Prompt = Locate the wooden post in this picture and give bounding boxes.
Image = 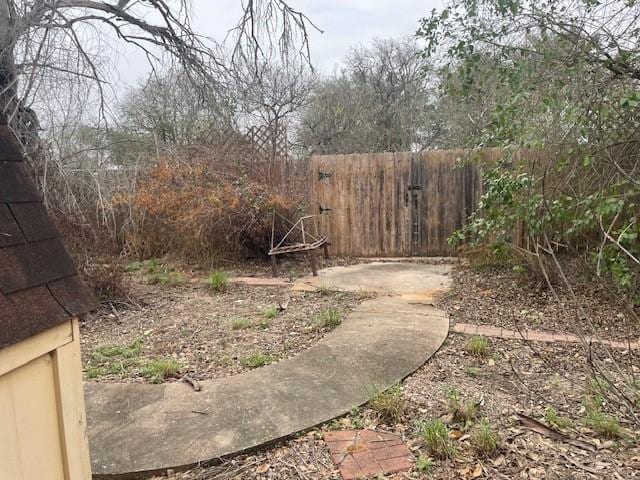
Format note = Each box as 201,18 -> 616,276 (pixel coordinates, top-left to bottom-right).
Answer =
271,255 -> 278,277
308,249 -> 318,276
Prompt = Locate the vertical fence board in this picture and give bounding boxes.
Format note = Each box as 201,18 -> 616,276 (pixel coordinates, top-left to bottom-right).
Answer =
309,150 -> 487,257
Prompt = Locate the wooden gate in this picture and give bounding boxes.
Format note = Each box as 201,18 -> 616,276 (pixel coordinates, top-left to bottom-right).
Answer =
310,150 -> 488,257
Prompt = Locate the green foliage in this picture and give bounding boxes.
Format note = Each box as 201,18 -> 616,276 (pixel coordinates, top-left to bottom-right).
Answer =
369,384 -> 406,423
470,419 -> 500,457
241,352 -> 277,369
416,455 -> 434,473
206,270 -> 230,292
544,407 -> 573,430
465,336 -> 490,358
86,339 -> 144,379
263,306 -> 279,320
583,396 -> 625,439
446,388 -> 479,424
314,308 -> 342,330
420,419 -> 457,459
231,318 -> 251,330
141,358 -> 183,383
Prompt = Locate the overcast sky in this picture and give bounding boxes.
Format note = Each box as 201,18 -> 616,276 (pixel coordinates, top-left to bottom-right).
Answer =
115,0 -> 444,87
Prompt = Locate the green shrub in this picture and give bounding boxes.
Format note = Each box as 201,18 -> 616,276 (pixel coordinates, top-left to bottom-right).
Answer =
207,270 -> 229,292
420,419 -> 457,459
416,455 -> 434,473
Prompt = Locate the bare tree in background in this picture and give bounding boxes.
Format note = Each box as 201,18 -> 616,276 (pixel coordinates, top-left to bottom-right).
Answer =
0,0 -> 315,138
299,38 -> 439,154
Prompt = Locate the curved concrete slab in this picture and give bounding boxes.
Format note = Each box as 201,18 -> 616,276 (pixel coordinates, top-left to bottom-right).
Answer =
293,261 -> 451,296
86,263 -> 450,478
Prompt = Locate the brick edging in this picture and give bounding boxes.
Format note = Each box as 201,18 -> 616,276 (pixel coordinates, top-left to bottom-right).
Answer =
452,323 -> 640,350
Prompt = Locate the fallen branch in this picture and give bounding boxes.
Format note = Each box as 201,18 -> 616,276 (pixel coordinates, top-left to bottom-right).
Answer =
516,413 -> 596,452
182,374 -> 202,392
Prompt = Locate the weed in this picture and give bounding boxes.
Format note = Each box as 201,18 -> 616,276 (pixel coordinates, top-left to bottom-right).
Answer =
369,384 -> 406,423
241,352 -> 277,369
207,270 -> 229,292
141,358 -> 182,383
464,366 -> 481,377
314,308 -> 342,330
349,407 -> 365,429
583,397 -> 624,439
416,455 -> 434,473
544,407 -> 573,429
316,285 -> 335,296
471,419 -> 499,457
231,318 -> 251,330
124,261 -> 143,273
446,388 -> 478,424
465,336 -> 490,358
420,419 -> 457,459
264,306 -> 279,320
146,270 -> 185,285
86,366 -> 108,379
91,339 -> 143,362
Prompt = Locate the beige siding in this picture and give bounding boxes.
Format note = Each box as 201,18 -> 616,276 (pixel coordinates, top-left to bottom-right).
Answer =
0,320 -> 92,480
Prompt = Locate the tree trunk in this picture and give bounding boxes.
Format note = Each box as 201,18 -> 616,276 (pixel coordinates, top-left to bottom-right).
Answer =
0,0 -> 17,125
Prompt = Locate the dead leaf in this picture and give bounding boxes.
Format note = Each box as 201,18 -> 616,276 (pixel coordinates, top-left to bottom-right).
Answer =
449,429 -> 464,440
517,413 -> 596,452
492,455 -> 505,467
255,463 -> 270,474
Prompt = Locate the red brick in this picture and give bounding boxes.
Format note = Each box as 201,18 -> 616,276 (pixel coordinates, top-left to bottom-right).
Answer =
372,444 -> 411,461
453,323 -> 467,333
327,440 -> 356,453
325,430 -> 357,442
378,456 -> 414,474
337,456 -> 363,480
500,329 -> 519,339
353,450 -> 381,476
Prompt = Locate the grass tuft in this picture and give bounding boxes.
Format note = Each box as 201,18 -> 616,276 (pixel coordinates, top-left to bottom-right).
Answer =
544,407 -> 573,430
207,270 -> 229,292
470,419 -> 500,457
231,318 -> 251,330
141,358 -> 182,383
369,384 -> 406,423
415,455 -> 434,473
264,306 -> 279,320
420,419 -> 457,459
241,352 -> 277,369
583,397 -> 624,439
314,308 -> 342,330
446,388 -> 478,424
465,335 -> 490,358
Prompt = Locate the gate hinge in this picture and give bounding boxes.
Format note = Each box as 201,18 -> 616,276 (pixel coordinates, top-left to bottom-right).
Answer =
318,171 -> 332,180
319,205 -> 332,214
408,185 -> 422,191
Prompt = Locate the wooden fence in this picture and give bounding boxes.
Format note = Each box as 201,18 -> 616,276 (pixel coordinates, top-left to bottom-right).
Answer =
309,149 -> 504,257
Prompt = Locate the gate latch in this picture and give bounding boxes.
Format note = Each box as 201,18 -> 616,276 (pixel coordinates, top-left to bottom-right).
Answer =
318,171 -> 332,180
408,185 -> 422,191
319,205 -> 332,214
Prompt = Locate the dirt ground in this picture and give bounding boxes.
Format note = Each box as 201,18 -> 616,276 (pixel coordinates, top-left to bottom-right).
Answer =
80,261 -> 366,383
147,263 -> 638,480
437,263 -> 639,341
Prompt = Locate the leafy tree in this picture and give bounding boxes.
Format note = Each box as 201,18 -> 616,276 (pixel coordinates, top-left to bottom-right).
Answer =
419,0 -> 639,426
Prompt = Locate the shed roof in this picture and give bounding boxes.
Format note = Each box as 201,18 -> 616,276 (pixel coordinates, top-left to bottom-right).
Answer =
0,124 -> 96,348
